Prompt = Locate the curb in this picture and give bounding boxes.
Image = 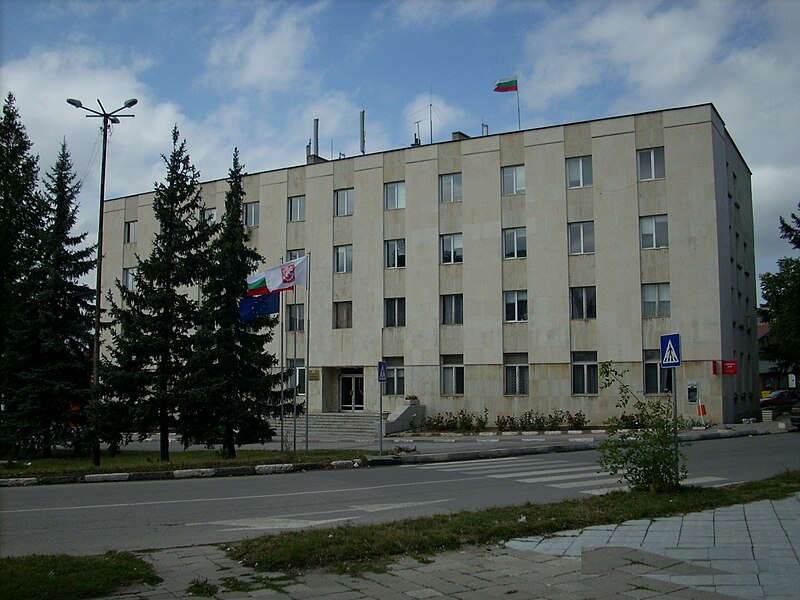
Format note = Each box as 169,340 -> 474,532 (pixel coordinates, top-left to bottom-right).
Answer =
0,427 -> 783,487
0,458 -> 364,487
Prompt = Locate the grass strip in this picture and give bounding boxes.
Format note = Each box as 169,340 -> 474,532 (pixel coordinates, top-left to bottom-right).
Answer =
0,551 -> 161,600
0,448 -> 368,479
230,470 -> 800,574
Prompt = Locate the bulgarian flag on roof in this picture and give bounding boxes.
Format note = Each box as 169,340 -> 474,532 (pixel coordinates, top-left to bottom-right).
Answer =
493,76 -> 518,93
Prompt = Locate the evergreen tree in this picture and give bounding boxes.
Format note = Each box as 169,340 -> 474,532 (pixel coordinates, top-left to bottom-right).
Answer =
0,93 -> 46,452
182,150 -> 282,458
0,94 -> 43,400
102,127 -> 214,462
761,200 -> 800,374
2,142 -> 94,456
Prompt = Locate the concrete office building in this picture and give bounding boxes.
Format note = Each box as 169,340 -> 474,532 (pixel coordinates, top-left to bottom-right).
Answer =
103,103 -> 757,426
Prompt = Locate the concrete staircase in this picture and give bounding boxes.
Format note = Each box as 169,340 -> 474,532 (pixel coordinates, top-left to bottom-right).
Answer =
277,412 -> 380,442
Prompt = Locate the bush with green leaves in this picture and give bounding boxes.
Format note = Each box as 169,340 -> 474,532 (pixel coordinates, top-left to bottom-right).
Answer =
597,361 -> 687,493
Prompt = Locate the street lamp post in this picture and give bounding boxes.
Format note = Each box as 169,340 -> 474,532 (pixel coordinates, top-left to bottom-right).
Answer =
67,97 -> 137,465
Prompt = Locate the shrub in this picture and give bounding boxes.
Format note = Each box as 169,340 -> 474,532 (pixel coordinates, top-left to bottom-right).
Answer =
565,411 -> 589,429
598,362 -> 688,493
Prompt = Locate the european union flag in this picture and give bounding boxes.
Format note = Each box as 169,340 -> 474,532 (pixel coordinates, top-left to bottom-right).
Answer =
239,294 -> 280,323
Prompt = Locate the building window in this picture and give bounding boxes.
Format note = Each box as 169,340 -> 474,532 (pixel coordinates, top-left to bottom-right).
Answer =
243,201 -> 260,227
572,351 -> 598,394
441,294 -> 463,325
287,195 -> 305,222
503,227 -> 527,259
570,286 -> 597,319
642,283 -> 670,317
638,147 -> 665,181
501,165 -> 525,196
334,244 -> 352,273
202,208 -> 216,223
122,267 -> 137,290
566,156 -> 593,189
385,238 -> 406,269
288,358 -> 305,395
286,248 -> 305,261
568,221 -> 595,254
640,215 -> 669,249
441,354 -> 464,395
439,173 -> 462,203
333,301 -> 352,329
384,181 -> 405,210
644,350 -> 672,394
334,188 -> 353,216
441,233 -> 463,264
123,220 -> 137,244
287,304 -> 304,331
504,353 -> 529,395
384,297 -> 406,327
384,357 -> 405,395
504,290 -> 528,322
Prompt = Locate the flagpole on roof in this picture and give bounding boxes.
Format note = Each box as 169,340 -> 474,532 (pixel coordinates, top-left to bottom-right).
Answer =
516,86 -> 521,131
304,252 -> 311,451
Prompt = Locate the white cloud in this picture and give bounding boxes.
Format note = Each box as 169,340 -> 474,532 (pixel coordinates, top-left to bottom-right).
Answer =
204,2 -> 326,94
393,0 -> 500,28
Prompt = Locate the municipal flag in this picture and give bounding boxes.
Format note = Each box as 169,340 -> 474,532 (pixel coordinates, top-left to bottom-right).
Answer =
247,255 -> 308,296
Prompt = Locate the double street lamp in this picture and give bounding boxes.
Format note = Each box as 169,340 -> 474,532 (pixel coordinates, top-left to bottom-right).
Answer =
67,97 -> 137,464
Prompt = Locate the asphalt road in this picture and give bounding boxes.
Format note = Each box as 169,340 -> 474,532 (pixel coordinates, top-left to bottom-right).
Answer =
1,434 -> 798,557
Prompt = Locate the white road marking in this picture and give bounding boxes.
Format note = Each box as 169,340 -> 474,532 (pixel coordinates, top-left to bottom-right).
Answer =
518,471 -> 615,484
488,465 -> 599,479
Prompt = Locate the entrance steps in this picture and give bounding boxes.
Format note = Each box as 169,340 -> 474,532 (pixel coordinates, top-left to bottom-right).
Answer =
278,412 -> 380,441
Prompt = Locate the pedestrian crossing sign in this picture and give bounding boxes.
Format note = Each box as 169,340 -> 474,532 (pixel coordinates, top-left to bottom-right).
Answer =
660,333 -> 682,368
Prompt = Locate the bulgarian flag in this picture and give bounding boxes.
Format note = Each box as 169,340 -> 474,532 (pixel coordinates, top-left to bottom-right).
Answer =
247,255 -> 309,296
493,76 -> 518,93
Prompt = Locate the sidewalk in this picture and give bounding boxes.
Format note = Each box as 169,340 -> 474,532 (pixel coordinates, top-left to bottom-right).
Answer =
113,492 -> 800,599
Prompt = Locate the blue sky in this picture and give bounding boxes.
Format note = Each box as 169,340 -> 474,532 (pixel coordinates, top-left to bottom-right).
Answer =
1,0 -> 799,284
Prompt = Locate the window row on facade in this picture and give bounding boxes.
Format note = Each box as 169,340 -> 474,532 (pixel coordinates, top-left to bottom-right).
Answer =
347,349 -> 673,398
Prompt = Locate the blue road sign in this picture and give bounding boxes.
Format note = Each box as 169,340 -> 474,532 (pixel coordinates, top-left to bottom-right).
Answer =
660,333 -> 682,368
377,360 -> 388,382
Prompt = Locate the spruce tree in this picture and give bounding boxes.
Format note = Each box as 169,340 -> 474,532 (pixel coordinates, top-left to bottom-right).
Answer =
182,149 -> 282,458
103,127 -> 214,462
2,142 -> 94,456
0,93 -> 45,451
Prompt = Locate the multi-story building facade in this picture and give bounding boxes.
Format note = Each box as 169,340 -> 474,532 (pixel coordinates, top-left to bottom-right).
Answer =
103,103 -> 758,425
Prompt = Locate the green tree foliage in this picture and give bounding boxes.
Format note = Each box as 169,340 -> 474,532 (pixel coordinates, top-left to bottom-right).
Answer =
597,362 -> 687,492
181,150 -> 282,458
102,127 -> 214,462
0,93 -> 43,393
2,143 -> 94,456
761,200 -> 800,373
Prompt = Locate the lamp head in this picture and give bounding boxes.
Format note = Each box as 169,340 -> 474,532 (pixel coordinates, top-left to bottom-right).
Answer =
66,98 -> 83,108
124,98 -> 138,109
110,117 -> 121,124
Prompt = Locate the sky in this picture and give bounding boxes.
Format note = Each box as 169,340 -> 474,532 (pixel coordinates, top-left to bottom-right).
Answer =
1,0 -> 799,291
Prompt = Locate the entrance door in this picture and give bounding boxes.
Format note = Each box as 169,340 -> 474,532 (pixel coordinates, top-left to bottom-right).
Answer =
340,374 -> 364,412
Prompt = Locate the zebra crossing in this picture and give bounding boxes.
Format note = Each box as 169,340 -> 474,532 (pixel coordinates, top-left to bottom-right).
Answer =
407,455 -> 729,495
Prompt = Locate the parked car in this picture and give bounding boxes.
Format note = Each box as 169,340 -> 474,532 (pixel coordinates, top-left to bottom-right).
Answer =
790,402 -> 800,429
760,390 -> 800,411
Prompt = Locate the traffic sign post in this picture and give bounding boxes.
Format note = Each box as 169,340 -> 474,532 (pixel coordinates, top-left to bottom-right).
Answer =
377,361 -> 387,454
660,333 -> 682,484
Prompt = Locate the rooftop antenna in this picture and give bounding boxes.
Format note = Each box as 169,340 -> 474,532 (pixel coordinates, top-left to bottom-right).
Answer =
414,120 -> 422,143
359,110 -> 365,155
429,103 -> 433,144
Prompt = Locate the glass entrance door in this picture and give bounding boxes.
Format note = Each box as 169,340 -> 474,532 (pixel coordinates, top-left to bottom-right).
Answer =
340,374 -> 364,412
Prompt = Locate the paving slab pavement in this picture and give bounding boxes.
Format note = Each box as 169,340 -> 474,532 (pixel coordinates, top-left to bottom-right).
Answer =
107,492 -> 800,599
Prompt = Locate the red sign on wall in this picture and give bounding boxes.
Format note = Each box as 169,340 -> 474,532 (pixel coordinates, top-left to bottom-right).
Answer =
721,360 -> 738,375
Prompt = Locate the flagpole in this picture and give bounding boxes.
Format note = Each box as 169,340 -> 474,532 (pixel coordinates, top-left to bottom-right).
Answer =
292,285 -> 298,453
279,264 -> 285,452
516,87 -> 521,131
304,252 -> 311,452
